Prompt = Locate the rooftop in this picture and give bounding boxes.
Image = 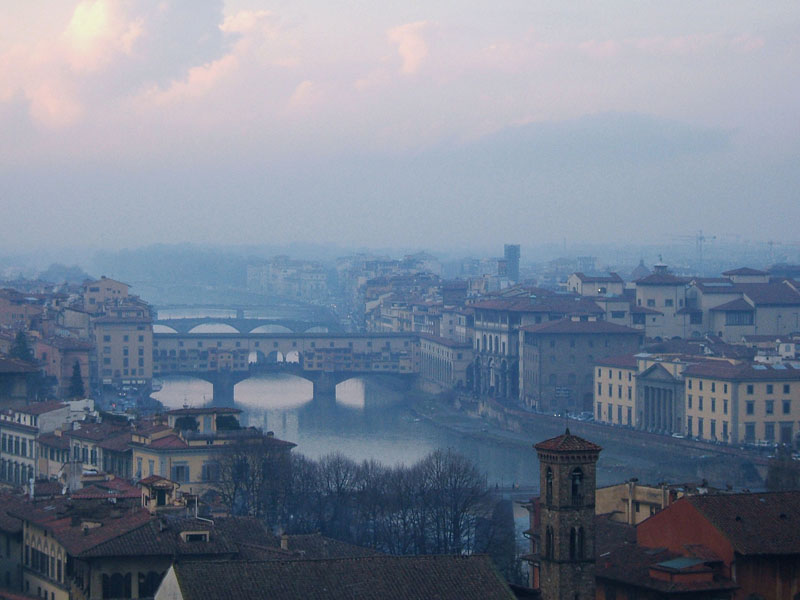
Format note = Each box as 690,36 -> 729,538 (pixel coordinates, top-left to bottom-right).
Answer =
534,429 -> 602,453
168,554 -> 516,600
521,319 -> 642,336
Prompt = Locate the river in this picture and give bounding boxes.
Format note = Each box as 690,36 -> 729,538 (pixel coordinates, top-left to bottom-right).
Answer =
151,372 -> 736,491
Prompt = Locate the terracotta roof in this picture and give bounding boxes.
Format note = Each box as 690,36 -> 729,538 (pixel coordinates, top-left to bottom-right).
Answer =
9,501 -> 153,556
682,361 -> 800,381
97,431 -> 133,453
709,298 -> 754,312
37,432 -> 70,449
595,354 -> 638,369
534,429 -> 602,453
80,516 -> 272,558
737,282 -> 800,306
169,555 -> 516,600
596,543 -> 738,593
0,493 -> 25,534
146,434 -> 188,449
71,481 -> 139,500
7,401 -> 67,416
0,357 -> 38,373
521,319 -> 642,336
721,267 -> 768,276
686,491 -> 800,555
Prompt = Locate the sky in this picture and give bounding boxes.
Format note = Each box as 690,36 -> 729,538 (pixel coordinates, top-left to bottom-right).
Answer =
1,1 -> 798,252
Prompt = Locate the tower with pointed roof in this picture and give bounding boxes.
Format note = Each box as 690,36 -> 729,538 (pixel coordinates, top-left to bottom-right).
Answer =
534,429 -> 601,600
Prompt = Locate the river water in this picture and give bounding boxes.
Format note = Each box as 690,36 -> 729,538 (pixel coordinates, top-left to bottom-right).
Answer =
153,374 -> 538,487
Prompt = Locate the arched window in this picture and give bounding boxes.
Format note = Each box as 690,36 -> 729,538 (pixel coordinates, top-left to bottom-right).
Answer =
569,528 -> 577,560
571,468 -> 583,506
545,526 -> 554,559
545,467 -> 553,505
577,526 -> 585,559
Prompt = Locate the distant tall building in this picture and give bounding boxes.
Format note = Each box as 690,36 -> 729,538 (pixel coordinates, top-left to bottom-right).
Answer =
504,244 -> 520,282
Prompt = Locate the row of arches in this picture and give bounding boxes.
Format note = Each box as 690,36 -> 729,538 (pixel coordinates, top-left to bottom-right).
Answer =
472,356 -> 517,399
153,323 -> 330,334
544,466 -> 585,507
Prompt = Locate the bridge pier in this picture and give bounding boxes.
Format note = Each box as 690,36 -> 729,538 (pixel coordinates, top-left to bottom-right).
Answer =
204,370 -> 250,406
311,371 -> 340,401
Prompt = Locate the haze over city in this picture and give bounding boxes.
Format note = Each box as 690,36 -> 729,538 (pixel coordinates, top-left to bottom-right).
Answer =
1,0 -> 799,252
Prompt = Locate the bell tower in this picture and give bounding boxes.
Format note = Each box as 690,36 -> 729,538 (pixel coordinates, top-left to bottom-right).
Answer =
534,428 -> 601,600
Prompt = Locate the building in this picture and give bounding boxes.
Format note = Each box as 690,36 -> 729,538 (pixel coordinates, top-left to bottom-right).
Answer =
682,360 -> 800,446
635,491 -> 800,600
504,244 -> 521,283
633,264 -> 690,339
533,429 -> 601,600
82,276 -> 130,314
35,337 -> 92,398
93,301 -> 153,388
595,480 -> 682,526
471,294 -> 604,402
155,554 -> 516,600
0,358 -> 38,405
566,273 -> 624,298
0,402 -> 69,486
418,334 -> 473,390
131,408 -> 295,495
520,320 -> 642,413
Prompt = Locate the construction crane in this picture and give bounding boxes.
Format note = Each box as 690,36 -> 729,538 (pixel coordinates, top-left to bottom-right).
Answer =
668,230 -> 716,275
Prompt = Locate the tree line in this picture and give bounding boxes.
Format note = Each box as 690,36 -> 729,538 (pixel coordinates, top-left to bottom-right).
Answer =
215,441 -> 522,582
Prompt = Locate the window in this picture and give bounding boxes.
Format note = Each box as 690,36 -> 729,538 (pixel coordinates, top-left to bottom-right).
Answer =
725,311 -> 753,326
767,384 -> 774,395
746,401 -> 754,415
627,406 -> 632,425
697,418 -> 704,439
710,419 -> 716,439
597,383 -> 602,396
647,299 -> 655,307
722,421 -> 728,440
698,397 -> 703,411
724,383 -> 728,393
171,464 -> 189,483
688,395 -> 693,409
618,386 -> 622,399
627,387 -> 632,400
608,384 -> 612,396
665,299 -> 673,307
765,422 -> 775,442
783,384 -> 790,394
545,467 -> 553,505
783,400 -> 791,415
746,384 -> 754,395
617,405 -> 622,423
687,416 -> 693,436
699,381 -> 703,391
724,399 -> 728,415
766,400 -> 774,415
688,380 -> 693,390
571,468 -> 583,506
711,398 -> 716,413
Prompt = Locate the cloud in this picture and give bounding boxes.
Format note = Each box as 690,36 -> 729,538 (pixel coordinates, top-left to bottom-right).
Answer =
387,21 -> 429,75
63,0 -> 143,72
287,80 -> 318,111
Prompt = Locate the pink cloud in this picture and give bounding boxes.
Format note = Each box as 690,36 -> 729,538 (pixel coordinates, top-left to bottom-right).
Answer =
388,21 -> 430,75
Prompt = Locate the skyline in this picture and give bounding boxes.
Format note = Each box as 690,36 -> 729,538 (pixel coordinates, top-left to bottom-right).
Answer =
1,1 -> 799,251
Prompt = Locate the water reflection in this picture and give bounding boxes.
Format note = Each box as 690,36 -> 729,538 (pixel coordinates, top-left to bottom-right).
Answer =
153,374 -> 535,485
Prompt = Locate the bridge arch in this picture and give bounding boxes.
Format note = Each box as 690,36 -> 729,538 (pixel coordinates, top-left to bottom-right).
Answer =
250,324 -> 293,334
187,323 -> 241,334
304,325 -> 329,333
153,324 -> 178,334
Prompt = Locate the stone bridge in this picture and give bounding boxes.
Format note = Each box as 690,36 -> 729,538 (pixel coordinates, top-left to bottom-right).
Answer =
154,317 -> 342,334
153,332 -> 419,402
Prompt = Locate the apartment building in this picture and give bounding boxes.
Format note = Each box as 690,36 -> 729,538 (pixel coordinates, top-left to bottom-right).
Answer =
93,301 -> 153,388
682,361 -> 800,446
520,319 -> 642,413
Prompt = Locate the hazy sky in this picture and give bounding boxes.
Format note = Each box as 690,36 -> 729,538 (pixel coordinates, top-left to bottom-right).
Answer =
1,1 -> 798,252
